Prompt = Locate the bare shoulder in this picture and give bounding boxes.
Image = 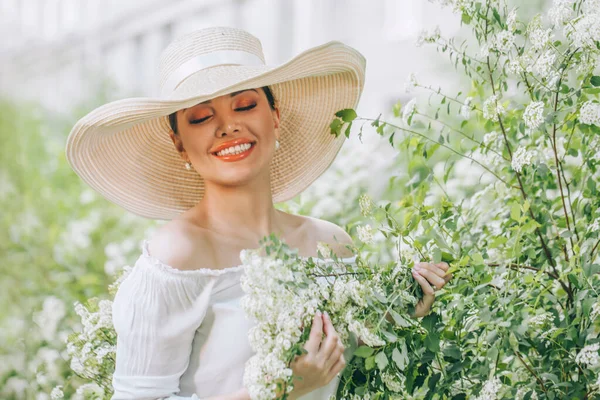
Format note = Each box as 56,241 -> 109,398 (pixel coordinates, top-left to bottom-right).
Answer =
300,215 -> 355,258
146,219 -> 213,271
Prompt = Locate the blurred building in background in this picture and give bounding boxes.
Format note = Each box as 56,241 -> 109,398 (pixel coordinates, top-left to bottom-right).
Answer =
0,0 -> 461,118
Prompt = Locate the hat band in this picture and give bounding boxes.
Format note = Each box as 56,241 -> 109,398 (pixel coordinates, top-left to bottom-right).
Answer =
161,50 -> 265,96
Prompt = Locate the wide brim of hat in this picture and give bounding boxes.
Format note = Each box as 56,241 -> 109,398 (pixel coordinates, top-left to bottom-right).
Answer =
65,40 -> 366,220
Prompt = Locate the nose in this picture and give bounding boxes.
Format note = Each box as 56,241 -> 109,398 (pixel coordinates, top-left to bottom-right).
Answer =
216,112 -> 240,138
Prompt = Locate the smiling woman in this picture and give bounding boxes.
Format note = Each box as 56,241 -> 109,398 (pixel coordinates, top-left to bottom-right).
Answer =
64,26 -> 366,400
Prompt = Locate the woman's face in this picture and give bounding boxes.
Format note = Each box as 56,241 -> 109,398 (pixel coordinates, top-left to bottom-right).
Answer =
171,87 -> 280,187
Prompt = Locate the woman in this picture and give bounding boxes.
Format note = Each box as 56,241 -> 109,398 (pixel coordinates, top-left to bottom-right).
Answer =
65,26 -> 451,400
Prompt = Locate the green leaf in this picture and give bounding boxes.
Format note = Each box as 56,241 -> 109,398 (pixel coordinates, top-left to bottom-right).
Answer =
365,355 -> 376,370
392,341 -> 409,370
510,203 -> 521,221
354,345 -> 375,358
591,76 -> 600,86
375,351 -> 389,370
389,309 -> 412,328
329,119 -> 342,137
335,108 -> 357,122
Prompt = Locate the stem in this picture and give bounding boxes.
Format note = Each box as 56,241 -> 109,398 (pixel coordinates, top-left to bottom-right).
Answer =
514,350 -> 548,393
416,111 -> 510,162
355,117 -> 512,186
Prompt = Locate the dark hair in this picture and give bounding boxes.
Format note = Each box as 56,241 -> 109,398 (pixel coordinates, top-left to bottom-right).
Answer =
168,86 -> 276,135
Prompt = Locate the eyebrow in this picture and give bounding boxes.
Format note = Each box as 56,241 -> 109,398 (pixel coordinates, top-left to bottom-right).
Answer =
182,89 -> 258,114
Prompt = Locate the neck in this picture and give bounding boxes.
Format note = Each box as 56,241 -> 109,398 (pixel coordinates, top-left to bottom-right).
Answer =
191,173 -> 285,245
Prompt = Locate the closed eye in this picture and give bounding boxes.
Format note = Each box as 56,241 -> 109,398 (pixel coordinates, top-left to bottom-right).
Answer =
189,104 -> 257,125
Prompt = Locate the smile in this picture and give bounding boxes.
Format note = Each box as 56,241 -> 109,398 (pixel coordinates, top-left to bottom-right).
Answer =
212,142 -> 256,161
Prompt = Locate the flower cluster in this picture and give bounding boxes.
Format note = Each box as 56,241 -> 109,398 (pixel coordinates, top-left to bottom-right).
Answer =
575,343 -> 600,367
523,101 -> 545,130
238,235 -> 420,398
579,101 -> 600,125
511,146 -> 537,172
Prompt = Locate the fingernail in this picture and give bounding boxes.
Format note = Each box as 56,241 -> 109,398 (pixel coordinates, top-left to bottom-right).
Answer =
324,311 -> 329,318
316,310 -> 322,317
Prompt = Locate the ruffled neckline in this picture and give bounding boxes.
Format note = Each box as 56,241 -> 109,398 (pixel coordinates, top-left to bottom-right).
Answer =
140,239 -> 357,277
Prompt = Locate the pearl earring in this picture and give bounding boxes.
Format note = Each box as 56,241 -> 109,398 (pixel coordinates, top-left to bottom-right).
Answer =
185,161 -> 192,171
275,139 -> 280,150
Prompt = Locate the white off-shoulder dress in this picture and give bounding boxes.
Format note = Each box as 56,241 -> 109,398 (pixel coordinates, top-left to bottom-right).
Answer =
111,240 -> 359,400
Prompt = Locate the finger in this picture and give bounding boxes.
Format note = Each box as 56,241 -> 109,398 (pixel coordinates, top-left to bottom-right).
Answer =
412,269 -> 435,296
304,311 -> 324,354
320,312 -> 340,359
324,340 -> 344,372
444,272 -> 453,283
415,263 -> 448,280
414,266 -> 446,288
436,262 -> 450,271
326,354 -> 346,383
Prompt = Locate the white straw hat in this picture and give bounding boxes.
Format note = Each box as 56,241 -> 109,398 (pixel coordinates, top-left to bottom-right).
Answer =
65,26 -> 366,220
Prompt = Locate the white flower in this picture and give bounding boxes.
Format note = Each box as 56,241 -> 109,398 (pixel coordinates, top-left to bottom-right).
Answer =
507,59 -> 524,74
473,376 -> 503,400
33,296 -> 66,342
404,73 -> 418,93
507,8 -> 518,31
402,98 -> 417,125
575,343 -> 600,367
358,193 -> 374,216
73,383 -> 104,400
579,101 -> 600,125
494,30 -> 516,53
516,387 -> 539,400
483,95 -> 505,121
523,101 -> 545,129
548,0 -> 574,26
316,241 -> 332,258
50,386 -> 64,400
529,312 -> 554,330
461,97 -> 473,119
564,14 -> 600,48
529,28 -> 553,50
357,224 -> 374,244
483,131 -> 500,147
348,317 -> 385,347
416,26 -> 441,47
526,50 -> 556,78
512,146 -> 537,172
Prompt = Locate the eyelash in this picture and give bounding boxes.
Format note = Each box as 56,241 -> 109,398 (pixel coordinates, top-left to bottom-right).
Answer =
190,104 -> 256,125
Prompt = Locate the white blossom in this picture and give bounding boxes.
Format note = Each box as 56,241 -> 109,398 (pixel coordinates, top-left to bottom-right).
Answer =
575,343 -> 600,367
516,387 -> 539,400
359,193 -> 374,217
473,376 -> 503,400
404,73 -> 418,93
494,30 -> 516,53
483,131 -> 500,147
529,28 -> 553,50
50,386 -> 64,400
483,95 -> 505,121
33,296 -> 66,342
579,101 -> 600,125
564,14 -> 600,48
507,59 -> 524,74
523,101 -> 545,130
416,26 -> 441,47
512,147 -> 537,172
507,8 -> 518,31
357,224 -> 374,244
526,50 -> 556,78
461,97 -> 473,119
548,0 -> 574,26
402,98 -> 417,125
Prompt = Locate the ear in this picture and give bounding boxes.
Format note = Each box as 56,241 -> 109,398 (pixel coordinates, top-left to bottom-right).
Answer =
272,107 -> 281,141
169,130 -> 188,161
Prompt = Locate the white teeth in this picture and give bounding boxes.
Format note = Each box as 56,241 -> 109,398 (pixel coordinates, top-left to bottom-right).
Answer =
216,143 -> 252,157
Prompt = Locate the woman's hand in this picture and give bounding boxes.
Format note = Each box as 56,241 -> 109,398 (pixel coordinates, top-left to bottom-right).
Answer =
411,261 -> 452,318
284,311 -> 346,399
